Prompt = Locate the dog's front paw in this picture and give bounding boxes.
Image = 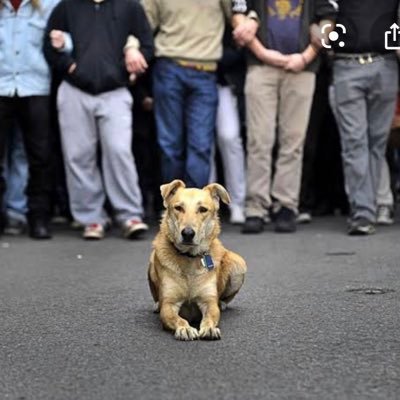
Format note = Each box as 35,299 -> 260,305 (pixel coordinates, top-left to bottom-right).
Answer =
199,326 -> 221,340
174,326 -> 199,341
153,302 -> 160,313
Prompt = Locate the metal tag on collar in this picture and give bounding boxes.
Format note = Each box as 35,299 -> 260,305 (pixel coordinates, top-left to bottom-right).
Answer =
201,254 -> 214,270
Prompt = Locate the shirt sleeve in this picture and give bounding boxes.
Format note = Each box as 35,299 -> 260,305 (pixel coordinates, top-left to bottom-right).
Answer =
43,1 -> 76,75
141,0 -> 160,32
232,0 -> 249,14
315,0 -> 338,22
130,1 -> 155,63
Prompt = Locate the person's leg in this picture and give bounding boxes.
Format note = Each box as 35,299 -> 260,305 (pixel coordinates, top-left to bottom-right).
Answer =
243,65 -> 280,225
57,82 -> 108,228
272,70 -> 315,232
367,57 -> 398,216
376,158 -> 395,225
97,87 -> 147,238
216,86 -> 246,222
153,59 -> 185,184
0,97 -> 15,233
377,159 -> 394,207
184,69 -> 218,188
17,96 -> 52,238
4,124 -> 28,234
332,61 -> 374,228
274,71 -> 316,211
299,65 -> 330,220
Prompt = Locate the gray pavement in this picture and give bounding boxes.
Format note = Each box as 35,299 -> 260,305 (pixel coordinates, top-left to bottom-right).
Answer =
0,217 -> 399,400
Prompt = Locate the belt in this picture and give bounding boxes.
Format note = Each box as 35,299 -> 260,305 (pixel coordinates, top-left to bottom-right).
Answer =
334,52 -> 393,64
175,59 -> 217,72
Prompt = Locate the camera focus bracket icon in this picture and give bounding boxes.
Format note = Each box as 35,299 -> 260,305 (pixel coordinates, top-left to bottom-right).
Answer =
321,23 -> 346,49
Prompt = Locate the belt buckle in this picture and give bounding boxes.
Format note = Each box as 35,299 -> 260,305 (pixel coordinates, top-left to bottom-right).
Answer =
358,54 -> 373,65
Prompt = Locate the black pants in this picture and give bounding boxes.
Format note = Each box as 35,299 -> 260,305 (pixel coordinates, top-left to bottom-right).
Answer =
0,96 -> 52,221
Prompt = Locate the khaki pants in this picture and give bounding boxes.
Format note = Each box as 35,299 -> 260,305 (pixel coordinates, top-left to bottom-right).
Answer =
245,65 -> 315,217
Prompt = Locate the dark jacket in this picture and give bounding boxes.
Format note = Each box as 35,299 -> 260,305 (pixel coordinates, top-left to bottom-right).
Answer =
217,27 -> 246,97
44,0 -> 154,95
243,0 -> 338,72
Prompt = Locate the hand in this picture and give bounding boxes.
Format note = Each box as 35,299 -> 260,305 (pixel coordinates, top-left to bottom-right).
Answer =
50,30 -> 66,50
284,53 -> 306,72
68,63 -> 77,74
233,18 -> 258,47
257,48 -> 290,68
125,47 -> 148,74
142,96 -> 154,112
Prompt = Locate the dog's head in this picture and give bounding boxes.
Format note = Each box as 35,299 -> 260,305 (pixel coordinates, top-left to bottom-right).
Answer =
160,180 -> 230,253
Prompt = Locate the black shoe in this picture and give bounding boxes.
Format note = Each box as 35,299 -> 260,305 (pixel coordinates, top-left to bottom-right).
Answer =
241,216 -> 264,234
347,218 -> 375,236
274,206 -> 296,233
4,218 -> 26,236
29,219 -> 52,240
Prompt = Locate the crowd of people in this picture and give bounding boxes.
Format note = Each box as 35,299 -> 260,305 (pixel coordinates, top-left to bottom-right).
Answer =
0,0 -> 399,241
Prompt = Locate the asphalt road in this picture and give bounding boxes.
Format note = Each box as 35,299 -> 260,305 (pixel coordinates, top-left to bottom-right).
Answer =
1,217 -> 399,400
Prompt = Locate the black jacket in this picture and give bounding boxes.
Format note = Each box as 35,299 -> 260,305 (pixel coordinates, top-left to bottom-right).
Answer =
217,27 -> 246,97
44,0 -> 154,94
243,0 -> 338,72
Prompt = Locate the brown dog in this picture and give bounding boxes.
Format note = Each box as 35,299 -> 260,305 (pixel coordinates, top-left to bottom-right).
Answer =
148,180 -> 247,341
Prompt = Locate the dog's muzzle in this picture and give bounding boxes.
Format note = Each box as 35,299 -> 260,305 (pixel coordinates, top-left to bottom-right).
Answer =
181,227 -> 195,244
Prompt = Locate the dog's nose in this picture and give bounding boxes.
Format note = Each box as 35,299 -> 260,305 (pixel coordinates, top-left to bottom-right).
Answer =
181,227 -> 195,242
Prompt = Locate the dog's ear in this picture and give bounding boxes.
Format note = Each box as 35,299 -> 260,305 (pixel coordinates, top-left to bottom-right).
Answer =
203,183 -> 231,207
160,180 -> 186,207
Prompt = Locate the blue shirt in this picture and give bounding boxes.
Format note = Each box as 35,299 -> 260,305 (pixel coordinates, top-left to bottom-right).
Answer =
266,0 -> 303,55
0,0 -> 60,97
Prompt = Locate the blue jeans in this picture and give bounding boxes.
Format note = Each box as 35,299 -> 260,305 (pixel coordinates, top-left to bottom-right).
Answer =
153,58 -> 218,188
4,125 -> 28,222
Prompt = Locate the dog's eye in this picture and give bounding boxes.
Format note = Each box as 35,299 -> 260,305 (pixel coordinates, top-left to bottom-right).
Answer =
174,205 -> 184,212
198,206 -> 208,214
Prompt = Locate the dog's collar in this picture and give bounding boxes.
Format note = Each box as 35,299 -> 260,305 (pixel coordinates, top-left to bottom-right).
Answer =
174,246 -> 215,270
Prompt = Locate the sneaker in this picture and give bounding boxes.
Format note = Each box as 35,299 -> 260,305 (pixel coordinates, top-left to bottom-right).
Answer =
123,219 -> 149,239
4,218 -> 26,236
274,206 -> 296,233
376,205 -> 394,225
241,216 -> 264,234
229,204 -> 245,224
347,218 -> 375,236
83,223 -> 105,240
297,211 -> 312,224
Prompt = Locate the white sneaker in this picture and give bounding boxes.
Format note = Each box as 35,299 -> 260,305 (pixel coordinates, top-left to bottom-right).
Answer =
83,223 -> 105,240
376,205 -> 394,225
123,219 -> 149,239
297,212 -> 312,224
229,205 -> 245,224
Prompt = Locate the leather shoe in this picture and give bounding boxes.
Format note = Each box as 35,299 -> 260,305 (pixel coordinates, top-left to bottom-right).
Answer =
29,220 -> 52,239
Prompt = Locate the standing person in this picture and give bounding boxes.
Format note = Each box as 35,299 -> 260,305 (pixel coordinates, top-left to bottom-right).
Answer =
0,0 -> 59,239
44,0 -> 154,240
235,0 -> 338,234
329,0 -> 399,235
142,0 -> 248,188
212,26 -> 247,224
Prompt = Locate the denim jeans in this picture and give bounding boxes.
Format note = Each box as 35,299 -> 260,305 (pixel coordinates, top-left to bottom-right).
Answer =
4,125 -> 28,223
153,58 -> 218,188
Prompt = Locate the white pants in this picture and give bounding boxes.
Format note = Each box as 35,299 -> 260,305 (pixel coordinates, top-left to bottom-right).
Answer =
210,86 -> 246,208
377,159 -> 394,207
